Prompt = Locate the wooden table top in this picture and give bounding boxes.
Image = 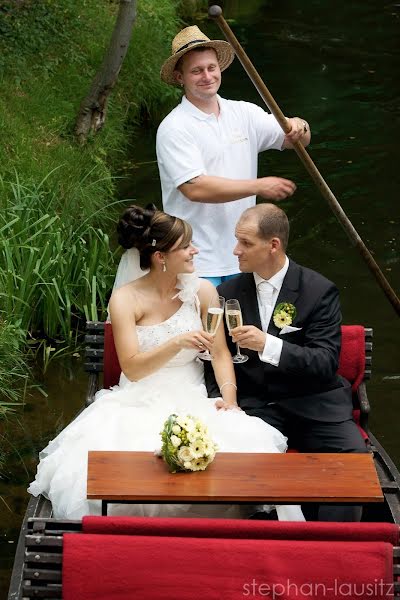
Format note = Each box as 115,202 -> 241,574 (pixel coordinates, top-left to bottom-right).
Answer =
87,451 -> 383,504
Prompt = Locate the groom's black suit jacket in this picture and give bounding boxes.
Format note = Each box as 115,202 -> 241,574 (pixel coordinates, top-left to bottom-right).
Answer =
208,260 -> 353,423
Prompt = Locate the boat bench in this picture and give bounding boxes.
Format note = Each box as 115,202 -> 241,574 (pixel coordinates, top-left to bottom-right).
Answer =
20,516 -> 400,599
83,323 -> 400,523
84,322 -> 373,434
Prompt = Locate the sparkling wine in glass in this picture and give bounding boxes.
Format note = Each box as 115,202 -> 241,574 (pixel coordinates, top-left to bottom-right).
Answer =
225,299 -> 249,364
197,295 -> 225,361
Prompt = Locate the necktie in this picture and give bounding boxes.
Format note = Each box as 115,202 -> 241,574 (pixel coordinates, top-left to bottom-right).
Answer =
258,280 -> 274,306
257,281 -> 275,330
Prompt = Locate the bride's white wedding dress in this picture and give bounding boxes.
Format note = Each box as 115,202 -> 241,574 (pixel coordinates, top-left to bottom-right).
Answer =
28,273 -> 304,521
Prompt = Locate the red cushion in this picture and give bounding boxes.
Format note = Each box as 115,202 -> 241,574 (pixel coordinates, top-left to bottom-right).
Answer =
338,325 -> 366,392
63,532 -> 393,600
103,323 -> 121,389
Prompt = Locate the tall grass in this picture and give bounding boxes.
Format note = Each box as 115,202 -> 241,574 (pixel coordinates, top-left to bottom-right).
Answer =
0,320 -> 28,408
0,174 -> 118,341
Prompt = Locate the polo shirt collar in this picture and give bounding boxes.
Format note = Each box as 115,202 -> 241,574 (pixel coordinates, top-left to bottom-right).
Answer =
253,255 -> 289,291
181,94 -> 223,120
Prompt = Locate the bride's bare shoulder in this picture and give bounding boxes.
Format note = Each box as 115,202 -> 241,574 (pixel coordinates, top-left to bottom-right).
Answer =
197,279 -> 220,313
198,278 -> 218,301
110,280 -> 138,299
108,281 -> 144,320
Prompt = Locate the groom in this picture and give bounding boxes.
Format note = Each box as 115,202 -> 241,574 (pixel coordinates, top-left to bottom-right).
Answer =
208,203 -> 368,521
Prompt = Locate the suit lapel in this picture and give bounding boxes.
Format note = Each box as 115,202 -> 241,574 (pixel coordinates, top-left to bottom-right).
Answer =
267,259 -> 301,336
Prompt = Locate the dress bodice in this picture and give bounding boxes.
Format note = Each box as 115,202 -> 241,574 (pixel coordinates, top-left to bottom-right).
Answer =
136,300 -> 203,368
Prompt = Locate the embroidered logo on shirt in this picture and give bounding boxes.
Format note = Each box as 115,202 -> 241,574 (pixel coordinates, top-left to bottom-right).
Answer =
230,130 -> 248,144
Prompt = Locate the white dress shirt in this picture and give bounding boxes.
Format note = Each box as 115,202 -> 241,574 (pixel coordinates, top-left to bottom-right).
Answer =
253,255 -> 289,366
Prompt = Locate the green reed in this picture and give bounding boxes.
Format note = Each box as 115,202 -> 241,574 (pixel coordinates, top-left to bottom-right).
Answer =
0,320 -> 28,409
0,175 -> 119,342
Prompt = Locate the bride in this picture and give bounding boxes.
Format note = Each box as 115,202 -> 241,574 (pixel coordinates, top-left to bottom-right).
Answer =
28,204 -> 304,521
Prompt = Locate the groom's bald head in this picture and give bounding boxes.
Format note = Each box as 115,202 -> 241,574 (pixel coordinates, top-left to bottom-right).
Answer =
239,204 -> 289,250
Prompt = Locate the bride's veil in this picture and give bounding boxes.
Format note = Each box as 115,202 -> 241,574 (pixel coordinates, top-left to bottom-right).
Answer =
112,248 -> 148,291
107,248 -> 149,321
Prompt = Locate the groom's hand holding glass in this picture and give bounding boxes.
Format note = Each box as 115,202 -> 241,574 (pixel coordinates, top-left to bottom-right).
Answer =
230,325 -> 267,353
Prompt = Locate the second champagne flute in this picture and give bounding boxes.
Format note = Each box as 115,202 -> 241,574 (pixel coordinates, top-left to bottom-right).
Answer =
197,295 -> 225,361
225,298 -> 249,364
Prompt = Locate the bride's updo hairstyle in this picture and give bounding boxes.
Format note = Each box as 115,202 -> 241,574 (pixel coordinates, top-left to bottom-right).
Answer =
117,203 -> 193,270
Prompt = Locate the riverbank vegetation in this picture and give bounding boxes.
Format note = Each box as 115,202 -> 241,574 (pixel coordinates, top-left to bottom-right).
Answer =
0,319 -> 28,473
0,0 -> 203,414
0,321 -> 27,408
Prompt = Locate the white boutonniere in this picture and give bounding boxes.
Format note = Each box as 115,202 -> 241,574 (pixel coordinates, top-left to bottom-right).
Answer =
273,302 -> 297,329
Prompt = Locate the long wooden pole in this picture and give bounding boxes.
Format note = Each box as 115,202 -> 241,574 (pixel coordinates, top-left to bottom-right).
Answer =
209,5 -> 400,317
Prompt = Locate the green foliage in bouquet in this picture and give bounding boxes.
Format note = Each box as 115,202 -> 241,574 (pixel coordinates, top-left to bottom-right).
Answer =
160,414 -> 217,473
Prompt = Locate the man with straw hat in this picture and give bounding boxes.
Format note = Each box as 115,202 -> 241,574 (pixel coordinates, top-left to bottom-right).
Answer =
156,25 -> 311,285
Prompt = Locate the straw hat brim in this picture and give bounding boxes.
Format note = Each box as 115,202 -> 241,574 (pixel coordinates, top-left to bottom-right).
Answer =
160,40 -> 235,86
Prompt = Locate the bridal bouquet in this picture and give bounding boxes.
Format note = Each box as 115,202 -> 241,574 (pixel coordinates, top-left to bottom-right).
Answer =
160,414 -> 217,473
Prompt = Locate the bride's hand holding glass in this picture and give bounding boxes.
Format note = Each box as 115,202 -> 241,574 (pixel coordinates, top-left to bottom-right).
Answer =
175,330 -> 214,352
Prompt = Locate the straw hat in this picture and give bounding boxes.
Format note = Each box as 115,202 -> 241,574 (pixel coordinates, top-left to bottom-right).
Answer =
160,25 -> 235,87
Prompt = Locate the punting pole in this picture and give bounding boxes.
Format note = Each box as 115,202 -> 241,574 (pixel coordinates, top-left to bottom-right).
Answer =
208,5 -> 400,317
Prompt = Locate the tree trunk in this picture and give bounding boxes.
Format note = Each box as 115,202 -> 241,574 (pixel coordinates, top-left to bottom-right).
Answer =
75,0 -> 137,144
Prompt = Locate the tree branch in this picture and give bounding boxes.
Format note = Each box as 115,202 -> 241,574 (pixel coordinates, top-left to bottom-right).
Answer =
75,0 -> 137,144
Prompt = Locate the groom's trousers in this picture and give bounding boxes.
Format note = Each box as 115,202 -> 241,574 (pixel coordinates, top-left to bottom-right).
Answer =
244,403 -> 368,522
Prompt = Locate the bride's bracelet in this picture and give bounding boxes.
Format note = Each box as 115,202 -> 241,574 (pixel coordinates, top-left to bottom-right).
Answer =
219,381 -> 237,393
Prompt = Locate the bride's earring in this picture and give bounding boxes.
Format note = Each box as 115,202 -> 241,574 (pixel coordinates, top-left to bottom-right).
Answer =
162,260 -> 167,272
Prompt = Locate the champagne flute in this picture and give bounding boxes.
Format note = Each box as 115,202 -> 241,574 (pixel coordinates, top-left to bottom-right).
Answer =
225,299 -> 249,364
197,295 -> 225,361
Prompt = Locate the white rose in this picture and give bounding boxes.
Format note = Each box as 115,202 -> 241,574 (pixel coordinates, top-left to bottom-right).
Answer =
177,446 -> 195,463
170,435 -> 181,448
172,425 -> 181,435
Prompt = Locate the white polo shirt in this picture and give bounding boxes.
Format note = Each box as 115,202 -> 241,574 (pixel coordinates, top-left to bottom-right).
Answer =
156,95 -> 285,276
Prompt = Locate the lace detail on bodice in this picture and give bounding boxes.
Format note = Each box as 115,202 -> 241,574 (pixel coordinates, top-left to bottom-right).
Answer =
136,301 -> 202,367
